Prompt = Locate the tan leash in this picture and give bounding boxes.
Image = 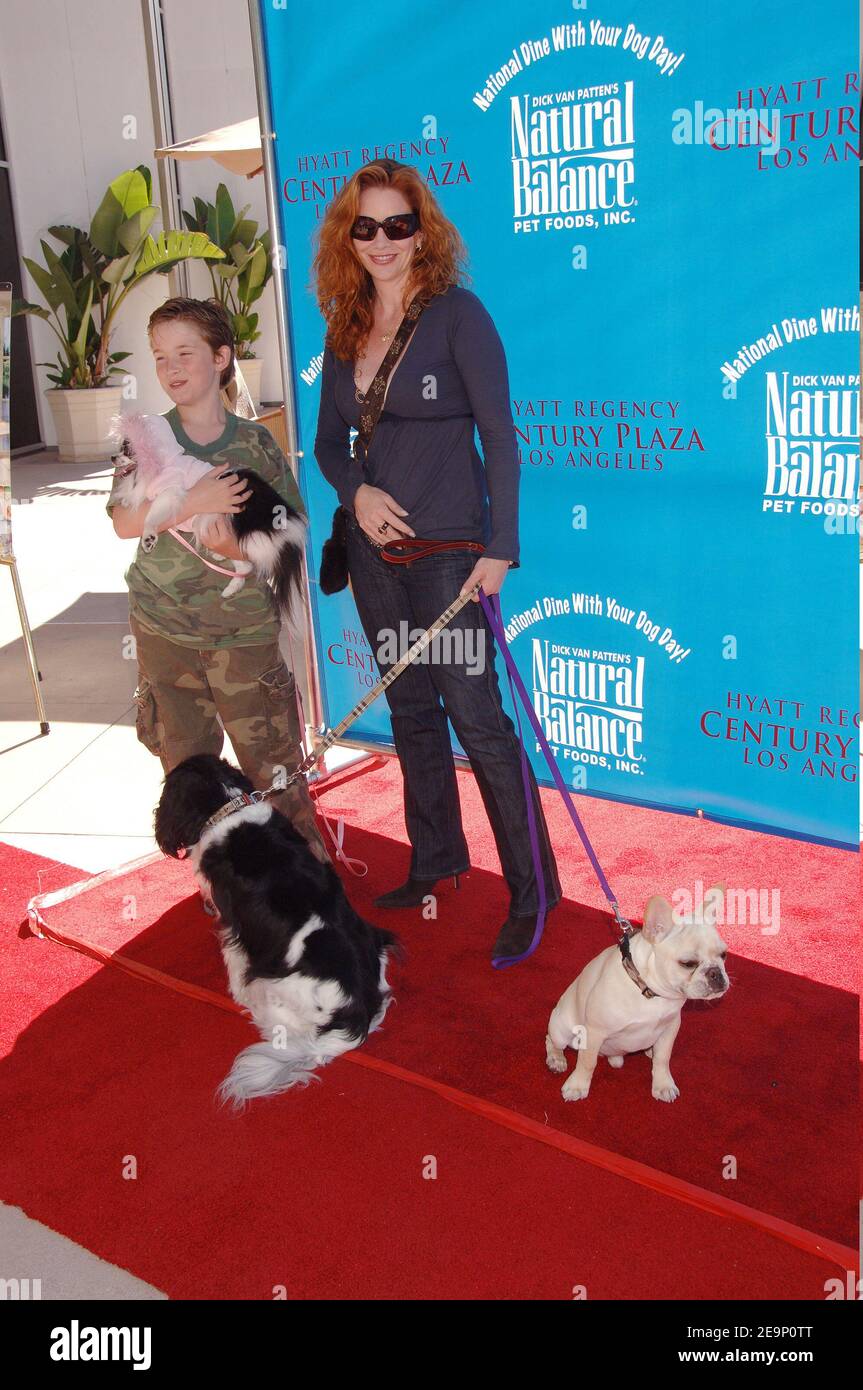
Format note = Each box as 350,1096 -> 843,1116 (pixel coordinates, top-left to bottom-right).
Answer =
254,581 -> 481,799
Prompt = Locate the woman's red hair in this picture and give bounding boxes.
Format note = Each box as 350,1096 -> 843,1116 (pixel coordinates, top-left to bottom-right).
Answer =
310,159 -> 471,362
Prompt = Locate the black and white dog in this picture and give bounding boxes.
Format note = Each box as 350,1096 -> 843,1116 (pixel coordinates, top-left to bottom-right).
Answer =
154,754 -> 400,1107
111,412 -> 306,622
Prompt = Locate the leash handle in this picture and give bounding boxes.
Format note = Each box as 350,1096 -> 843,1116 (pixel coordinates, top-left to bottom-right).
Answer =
319,808 -> 368,878
380,537 -> 485,564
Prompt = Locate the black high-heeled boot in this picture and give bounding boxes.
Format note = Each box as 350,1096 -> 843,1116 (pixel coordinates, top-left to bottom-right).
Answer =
492,901 -> 558,961
491,915 -> 537,960
373,873 -> 461,909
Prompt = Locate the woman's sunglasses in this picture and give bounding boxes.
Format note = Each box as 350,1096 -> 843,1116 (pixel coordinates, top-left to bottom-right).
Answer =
350,212 -> 420,242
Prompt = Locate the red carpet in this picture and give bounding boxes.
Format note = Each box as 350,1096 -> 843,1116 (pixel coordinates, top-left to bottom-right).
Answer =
0,845 -> 849,1300
0,762 -> 857,1299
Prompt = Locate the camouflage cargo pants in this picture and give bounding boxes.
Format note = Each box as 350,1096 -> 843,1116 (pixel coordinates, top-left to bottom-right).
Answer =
129,614 -> 330,864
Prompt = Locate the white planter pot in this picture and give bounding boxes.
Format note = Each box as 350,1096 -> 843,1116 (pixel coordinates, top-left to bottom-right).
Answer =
46,386 -> 124,464
237,357 -> 264,412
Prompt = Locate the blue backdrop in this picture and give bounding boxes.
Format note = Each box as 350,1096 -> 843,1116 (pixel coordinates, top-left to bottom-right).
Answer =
257,0 -> 859,848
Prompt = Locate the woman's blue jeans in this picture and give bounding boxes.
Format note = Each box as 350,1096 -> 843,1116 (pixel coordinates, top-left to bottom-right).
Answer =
345,514 -> 562,918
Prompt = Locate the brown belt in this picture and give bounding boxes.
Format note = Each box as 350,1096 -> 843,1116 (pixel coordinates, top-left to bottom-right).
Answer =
380,537 -> 485,565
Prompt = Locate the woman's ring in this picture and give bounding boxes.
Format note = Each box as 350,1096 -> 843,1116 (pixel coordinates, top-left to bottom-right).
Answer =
379,522 -> 389,534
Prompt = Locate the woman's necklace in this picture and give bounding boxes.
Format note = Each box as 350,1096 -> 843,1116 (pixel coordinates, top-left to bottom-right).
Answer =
354,305 -> 403,402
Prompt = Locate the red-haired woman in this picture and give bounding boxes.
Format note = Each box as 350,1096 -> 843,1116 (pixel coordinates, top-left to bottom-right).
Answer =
313,159 -> 561,962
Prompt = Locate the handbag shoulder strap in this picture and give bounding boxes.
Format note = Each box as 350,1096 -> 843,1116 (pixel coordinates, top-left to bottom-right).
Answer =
354,294 -> 425,463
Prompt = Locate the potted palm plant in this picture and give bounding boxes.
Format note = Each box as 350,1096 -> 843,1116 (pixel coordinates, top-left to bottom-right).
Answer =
182,183 -> 273,409
14,165 -> 225,462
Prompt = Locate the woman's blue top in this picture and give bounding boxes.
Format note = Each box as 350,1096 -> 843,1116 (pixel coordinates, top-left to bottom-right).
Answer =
314,284 -> 520,564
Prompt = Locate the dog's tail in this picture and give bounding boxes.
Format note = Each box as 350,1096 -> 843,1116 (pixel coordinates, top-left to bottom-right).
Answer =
271,523 -> 306,628
216,1038 -> 330,1109
217,931 -> 400,1110
241,519 -> 306,629
217,978 -> 399,1110
216,1022 -> 366,1111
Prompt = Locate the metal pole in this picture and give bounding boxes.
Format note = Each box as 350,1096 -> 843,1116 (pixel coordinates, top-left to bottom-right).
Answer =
141,0 -> 189,298
0,278 -> 48,734
247,0 -> 325,743
2,557 -> 49,734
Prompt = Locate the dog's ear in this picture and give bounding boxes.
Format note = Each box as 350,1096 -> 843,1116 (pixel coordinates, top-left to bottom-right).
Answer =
701,882 -> 726,927
642,894 -> 676,943
154,766 -> 198,859
154,794 -> 185,858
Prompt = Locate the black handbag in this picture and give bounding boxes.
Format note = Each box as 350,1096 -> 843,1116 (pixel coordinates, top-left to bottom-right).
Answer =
319,503 -> 350,594
319,296 -> 425,594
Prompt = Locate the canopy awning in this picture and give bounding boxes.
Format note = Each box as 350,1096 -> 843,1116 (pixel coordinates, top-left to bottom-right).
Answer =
155,117 -> 263,178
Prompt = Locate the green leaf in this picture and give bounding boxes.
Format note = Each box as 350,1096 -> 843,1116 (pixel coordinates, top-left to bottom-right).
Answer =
251,242 -> 269,287
90,168 -> 150,256
213,183 -> 235,247
65,230 -> 106,281
117,206 -> 158,255
71,279 -> 94,364
101,252 -> 137,286
135,164 -> 152,203
40,239 -> 81,321
131,229 -> 225,279
90,188 -> 125,257
236,242 -> 269,311
12,299 -> 50,319
110,168 -> 151,219
229,239 -> 254,266
46,225 -> 79,247
22,255 -> 61,311
228,210 -> 255,248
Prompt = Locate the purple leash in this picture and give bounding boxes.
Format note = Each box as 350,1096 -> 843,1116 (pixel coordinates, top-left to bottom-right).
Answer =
479,589 -> 632,968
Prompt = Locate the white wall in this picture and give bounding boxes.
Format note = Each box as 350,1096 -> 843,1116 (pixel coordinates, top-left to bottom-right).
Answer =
0,0 -> 279,448
0,0 -> 165,441
161,0 -> 281,406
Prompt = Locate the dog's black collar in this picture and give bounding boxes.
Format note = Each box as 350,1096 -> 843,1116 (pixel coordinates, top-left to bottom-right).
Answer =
618,930 -> 657,999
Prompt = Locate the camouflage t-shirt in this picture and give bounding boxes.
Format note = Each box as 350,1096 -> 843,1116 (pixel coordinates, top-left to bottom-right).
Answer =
106,407 -> 307,649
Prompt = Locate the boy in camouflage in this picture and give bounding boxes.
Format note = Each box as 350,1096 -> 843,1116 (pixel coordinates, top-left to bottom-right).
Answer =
108,298 -> 329,864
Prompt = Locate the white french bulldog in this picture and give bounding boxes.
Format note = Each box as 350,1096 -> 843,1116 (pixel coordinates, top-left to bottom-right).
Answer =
545,882 -> 730,1103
